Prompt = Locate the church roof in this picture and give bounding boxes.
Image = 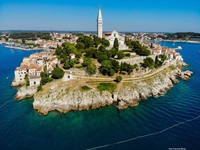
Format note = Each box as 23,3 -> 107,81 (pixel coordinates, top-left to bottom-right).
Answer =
105,32 -> 112,36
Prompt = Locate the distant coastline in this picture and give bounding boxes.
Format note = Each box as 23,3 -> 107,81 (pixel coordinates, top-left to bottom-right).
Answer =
160,39 -> 200,44
5,45 -> 42,51
0,42 -> 50,51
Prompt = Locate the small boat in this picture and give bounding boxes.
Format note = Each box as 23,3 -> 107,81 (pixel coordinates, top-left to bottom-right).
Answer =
175,46 -> 182,50
6,77 -> 9,79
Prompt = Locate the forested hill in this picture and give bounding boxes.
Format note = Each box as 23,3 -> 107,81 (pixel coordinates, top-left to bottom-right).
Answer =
159,32 -> 200,41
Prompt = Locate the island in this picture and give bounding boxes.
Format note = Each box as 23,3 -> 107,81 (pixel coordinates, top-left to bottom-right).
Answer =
10,33 -> 193,115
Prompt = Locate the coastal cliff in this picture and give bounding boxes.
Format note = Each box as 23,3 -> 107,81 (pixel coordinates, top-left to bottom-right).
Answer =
32,66 -> 192,115
15,86 -> 37,100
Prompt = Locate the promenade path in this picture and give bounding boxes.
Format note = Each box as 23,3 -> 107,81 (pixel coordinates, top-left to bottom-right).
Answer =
72,60 -> 176,82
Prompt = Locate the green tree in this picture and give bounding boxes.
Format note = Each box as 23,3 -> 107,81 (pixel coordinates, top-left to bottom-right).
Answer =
82,57 -> 92,67
77,36 -> 94,49
127,40 -> 150,56
110,48 -> 118,58
55,47 -> 62,56
98,54 -> 108,63
159,54 -> 167,62
133,64 -> 139,71
51,66 -> 64,79
37,85 -> 43,92
93,36 -> 102,47
86,63 -> 97,75
101,39 -> 110,47
75,42 -> 85,50
143,57 -> 155,69
40,66 -> 53,85
155,55 -> 160,68
101,60 -> 112,75
69,59 -> 75,68
115,76 -> 122,83
63,61 -> 71,69
108,69 -> 115,76
25,74 -> 29,86
127,63 -> 132,75
117,51 -> 125,59
106,50 -> 113,58
98,45 -> 106,52
125,53 -> 131,57
85,47 -> 96,58
111,60 -> 119,73
113,38 -> 119,50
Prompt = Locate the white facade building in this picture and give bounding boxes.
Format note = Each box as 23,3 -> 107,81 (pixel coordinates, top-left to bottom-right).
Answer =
29,76 -> 41,87
14,67 -> 27,83
105,31 -> 128,50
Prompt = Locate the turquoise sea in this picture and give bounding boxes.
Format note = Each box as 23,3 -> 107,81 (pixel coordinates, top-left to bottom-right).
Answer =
0,42 -> 200,150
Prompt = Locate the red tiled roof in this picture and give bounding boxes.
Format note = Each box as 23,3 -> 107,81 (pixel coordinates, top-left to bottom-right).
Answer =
69,53 -> 75,56
105,32 -> 112,35
29,64 -> 39,69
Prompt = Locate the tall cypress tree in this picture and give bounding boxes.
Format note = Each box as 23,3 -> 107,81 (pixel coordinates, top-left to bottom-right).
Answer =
113,38 -> 119,50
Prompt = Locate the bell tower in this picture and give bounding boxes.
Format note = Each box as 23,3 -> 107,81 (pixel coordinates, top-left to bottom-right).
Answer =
97,7 -> 103,38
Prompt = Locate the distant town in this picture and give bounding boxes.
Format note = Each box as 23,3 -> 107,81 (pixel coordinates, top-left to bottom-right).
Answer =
0,31 -> 200,50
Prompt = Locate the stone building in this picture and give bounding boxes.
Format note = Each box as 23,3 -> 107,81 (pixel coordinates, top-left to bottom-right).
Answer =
29,76 -> 41,87
104,30 -> 128,50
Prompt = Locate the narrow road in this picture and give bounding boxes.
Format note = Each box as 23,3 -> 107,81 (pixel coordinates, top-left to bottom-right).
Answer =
72,60 -> 176,82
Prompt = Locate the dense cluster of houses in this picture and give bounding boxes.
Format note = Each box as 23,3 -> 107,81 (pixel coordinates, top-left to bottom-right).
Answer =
12,51 -> 58,87
141,41 -> 183,62
0,33 -> 79,50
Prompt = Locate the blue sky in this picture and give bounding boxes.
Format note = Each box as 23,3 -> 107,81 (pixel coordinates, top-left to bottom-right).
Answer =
0,0 -> 200,32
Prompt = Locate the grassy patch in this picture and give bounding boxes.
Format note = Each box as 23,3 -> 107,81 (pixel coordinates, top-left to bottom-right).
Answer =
168,65 -> 176,70
75,65 -> 83,69
81,85 -> 91,91
97,82 -> 117,93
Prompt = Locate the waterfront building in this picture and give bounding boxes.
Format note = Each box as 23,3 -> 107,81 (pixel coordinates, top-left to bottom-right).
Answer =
97,7 -> 103,38
12,51 -> 57,87
14,66 -> 28,83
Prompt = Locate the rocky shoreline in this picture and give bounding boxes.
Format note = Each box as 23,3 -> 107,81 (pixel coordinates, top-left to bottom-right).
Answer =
31,67 -> 192,115
14,58 -> 193,115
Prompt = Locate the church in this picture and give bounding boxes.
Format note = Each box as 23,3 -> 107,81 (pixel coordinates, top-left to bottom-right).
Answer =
97,7 -> 128,50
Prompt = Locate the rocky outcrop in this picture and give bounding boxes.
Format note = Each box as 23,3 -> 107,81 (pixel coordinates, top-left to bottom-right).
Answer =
15,86 -> 37,100
174,68 -> 193,80
33,90 -> 114,115
117,72 -> 173,109
11,80 -> 25,87
32,65 -> 193,115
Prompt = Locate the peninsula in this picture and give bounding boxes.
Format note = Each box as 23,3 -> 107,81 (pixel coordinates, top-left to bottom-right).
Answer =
10,7 -> 193,115
12,38 -> 193,114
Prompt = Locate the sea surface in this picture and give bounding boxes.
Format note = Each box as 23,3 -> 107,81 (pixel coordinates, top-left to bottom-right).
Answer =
0,42 -> 200,150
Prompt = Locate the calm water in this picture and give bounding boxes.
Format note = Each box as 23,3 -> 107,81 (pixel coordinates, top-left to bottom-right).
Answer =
0,42 -> 200,150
